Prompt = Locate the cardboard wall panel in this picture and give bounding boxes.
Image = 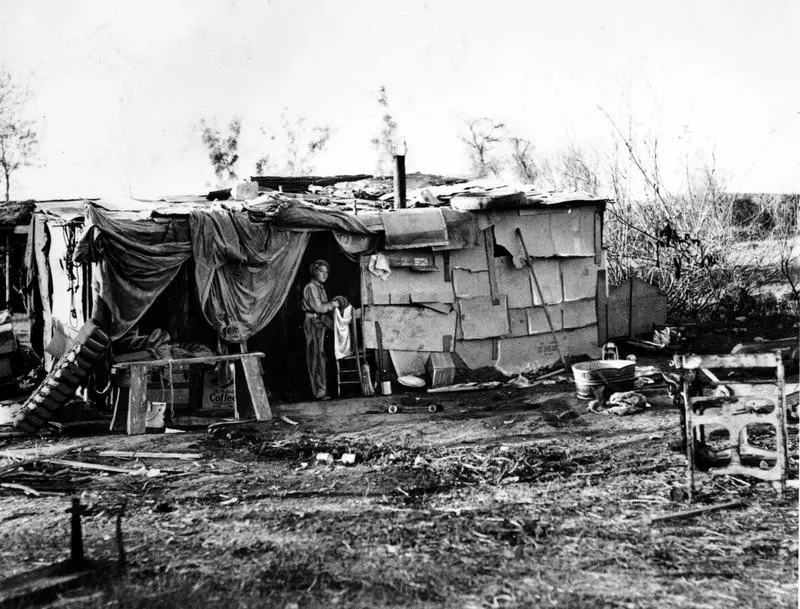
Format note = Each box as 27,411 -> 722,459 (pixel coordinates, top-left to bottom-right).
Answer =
549,207 -> 595,257
495,324 -> 598,376
562,298 -> 597,329
366,255 -> 455,305
527,305 -> 563,335
561,257 -> 598,301
449,244 -> 489,272
494,256 -> 533,308
494,207 -> 598,259
458,295 -> 510,339
508,308 -> 529,337
363,305 -> 456,352
455,338 -> 496,370
452,269 -> 491,298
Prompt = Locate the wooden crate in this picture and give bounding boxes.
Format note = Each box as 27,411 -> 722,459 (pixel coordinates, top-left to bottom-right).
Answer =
426,353 -> 456,388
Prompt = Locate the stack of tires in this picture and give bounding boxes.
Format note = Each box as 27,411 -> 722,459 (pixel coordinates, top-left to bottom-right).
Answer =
13,321 -> 110,433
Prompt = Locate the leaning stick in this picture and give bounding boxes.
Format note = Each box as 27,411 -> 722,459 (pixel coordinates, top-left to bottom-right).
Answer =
515,228 -> 570,373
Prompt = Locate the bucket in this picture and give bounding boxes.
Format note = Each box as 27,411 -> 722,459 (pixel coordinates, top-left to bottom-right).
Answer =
572,360 -> 636,399
380,381 -> 393,396
146,401 -> 167,433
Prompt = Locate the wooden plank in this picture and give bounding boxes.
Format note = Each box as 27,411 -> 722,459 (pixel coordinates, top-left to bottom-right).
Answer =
239,354 -> 272,421
594,210 -> 603,265
97,450 -> 202,460
113,352 -> 265,370
483,229 -> 500,306
127,365 -> 147,435
596,269 -> 608,346
674,353 -> 781,370
45,459 -> 137,474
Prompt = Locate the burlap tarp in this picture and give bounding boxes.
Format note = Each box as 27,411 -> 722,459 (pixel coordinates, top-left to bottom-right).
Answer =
76,200 -> 376,343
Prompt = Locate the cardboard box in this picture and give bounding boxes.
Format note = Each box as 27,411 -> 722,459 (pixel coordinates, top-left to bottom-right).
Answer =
426,352 -> 456,388
202,365 -> 236,410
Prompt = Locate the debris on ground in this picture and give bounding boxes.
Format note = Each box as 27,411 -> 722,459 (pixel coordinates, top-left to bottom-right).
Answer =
588,391 -> 651,415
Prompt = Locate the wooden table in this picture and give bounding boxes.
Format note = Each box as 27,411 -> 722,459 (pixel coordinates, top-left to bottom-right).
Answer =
111,352 -> 271,435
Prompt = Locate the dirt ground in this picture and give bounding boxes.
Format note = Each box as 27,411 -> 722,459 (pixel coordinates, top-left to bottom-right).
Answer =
1,358 -> 798,609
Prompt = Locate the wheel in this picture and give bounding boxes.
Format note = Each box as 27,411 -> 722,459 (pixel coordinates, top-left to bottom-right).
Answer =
387,404 -> 398,414
427,404 -> 439,413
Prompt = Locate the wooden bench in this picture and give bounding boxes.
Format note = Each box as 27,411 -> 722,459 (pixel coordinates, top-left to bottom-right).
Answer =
111,352 -> 271,435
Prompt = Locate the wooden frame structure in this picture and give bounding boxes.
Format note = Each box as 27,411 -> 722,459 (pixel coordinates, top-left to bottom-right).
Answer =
111,352 -> 271,435
673,352 -> 789,501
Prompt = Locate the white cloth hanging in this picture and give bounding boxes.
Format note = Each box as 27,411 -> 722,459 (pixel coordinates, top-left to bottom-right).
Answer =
367,253 -> 391,280
334,305 -> 353,360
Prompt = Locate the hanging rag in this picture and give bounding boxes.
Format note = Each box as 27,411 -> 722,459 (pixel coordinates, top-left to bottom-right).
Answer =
334,305 -> 353,360
367,254 -> 391,280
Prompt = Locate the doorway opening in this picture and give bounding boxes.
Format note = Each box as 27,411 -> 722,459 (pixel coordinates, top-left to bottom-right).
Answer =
251,231 -> 361,402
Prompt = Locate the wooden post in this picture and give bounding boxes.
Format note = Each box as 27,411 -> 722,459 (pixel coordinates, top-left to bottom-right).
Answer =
70,497 -> 85,568
235,342 -> 272,421
4,235 -> 9,310
126,365 -> 148,435
393,141 -> 406,210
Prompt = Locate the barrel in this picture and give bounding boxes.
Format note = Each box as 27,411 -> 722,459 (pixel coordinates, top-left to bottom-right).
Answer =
572,360 -> 636,399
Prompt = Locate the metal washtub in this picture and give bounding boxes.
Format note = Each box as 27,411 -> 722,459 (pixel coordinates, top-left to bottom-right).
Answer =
572,360 -> 636,399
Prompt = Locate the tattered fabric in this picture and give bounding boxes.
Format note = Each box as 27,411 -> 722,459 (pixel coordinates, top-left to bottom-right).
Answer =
76,205 -> 192,339
189,208 -> 310,343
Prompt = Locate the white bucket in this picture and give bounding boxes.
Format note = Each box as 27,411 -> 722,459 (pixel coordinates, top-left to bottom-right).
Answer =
146,401 -> 166,432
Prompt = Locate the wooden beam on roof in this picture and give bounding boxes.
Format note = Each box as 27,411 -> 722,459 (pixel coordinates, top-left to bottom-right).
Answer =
250,174 -> 372,193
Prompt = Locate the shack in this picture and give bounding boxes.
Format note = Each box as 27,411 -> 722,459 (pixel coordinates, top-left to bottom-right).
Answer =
23,177 -> 610,404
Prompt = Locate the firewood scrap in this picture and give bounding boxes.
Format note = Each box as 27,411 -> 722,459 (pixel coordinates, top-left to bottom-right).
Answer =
43,459 -> 138,475
1,442 -> 84,460
650,499 -> 747,524
207,419 -> 272,434
0,482 -> 40,496
97,450 -> 203,460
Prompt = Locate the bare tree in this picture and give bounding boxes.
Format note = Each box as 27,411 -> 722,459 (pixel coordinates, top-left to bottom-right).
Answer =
507,135 -> 540,184
557,145 -> 600,194
461,117 -> 506,179
254,113 -> 332,176
199,117 -> 241,182
371,86 -> 398,176
0,70 -> 38,202
282,114 -> 331,176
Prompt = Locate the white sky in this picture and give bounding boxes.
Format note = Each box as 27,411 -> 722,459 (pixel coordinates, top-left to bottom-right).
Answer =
1,0 -> 798,199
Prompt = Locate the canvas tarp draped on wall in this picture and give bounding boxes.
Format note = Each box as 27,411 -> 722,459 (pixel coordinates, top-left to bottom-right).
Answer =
76,200 -> 376,342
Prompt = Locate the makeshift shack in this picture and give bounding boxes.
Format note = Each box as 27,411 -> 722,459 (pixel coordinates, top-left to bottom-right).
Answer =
24,178 -> 610,405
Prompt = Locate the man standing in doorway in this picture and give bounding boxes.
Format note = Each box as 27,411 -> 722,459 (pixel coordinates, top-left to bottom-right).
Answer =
302,259 -> 340,400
